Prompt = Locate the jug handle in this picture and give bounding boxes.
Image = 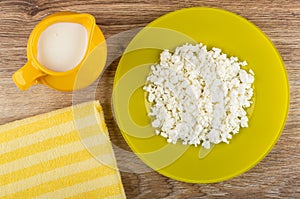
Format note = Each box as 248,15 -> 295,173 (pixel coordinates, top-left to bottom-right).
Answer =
12,61 -> 46,90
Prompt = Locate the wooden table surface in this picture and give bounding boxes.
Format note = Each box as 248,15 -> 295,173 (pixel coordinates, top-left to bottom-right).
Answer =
1,0 -> 299,198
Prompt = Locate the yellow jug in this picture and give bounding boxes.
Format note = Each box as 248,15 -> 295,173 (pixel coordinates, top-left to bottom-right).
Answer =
13,12 -> 107,91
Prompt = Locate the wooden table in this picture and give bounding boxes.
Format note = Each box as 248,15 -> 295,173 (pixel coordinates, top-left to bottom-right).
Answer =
1,0 -> 299,198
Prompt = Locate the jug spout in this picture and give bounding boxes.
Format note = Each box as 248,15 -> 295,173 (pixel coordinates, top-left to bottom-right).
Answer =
69,13 -> 96,38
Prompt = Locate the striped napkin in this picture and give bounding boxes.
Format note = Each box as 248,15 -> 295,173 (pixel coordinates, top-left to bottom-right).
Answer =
0,101 -> 126,198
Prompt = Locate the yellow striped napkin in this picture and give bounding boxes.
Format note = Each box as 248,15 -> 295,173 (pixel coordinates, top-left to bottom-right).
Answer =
0,101 -> 126,198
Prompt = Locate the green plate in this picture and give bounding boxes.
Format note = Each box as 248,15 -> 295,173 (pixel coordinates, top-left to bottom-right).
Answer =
112,7 -> 289,183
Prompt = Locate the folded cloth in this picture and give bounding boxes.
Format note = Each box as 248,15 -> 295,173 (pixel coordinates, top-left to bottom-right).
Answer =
0,101 -> 126,198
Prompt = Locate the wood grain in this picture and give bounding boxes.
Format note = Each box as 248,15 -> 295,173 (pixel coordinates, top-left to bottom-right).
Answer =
0,0 -> 299,198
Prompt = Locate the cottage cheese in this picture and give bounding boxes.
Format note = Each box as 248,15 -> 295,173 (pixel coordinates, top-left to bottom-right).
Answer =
143,43 -> 254,149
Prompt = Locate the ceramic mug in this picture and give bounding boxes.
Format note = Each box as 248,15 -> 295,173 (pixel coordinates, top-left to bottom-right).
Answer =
13,12 -> 107,91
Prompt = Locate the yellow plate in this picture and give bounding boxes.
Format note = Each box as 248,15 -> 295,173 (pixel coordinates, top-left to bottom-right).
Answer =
112,7 -> 289,183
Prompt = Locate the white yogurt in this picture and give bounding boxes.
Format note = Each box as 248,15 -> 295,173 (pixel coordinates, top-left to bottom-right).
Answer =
37,22 -> 88,72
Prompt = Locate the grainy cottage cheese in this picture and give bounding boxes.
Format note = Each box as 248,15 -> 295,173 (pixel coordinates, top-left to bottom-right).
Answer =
143,43 -> 254,149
